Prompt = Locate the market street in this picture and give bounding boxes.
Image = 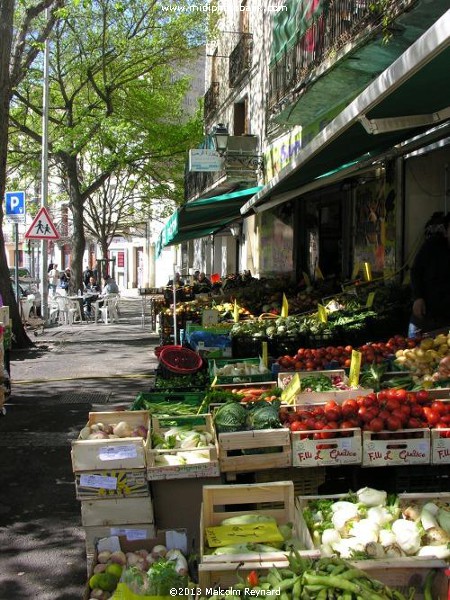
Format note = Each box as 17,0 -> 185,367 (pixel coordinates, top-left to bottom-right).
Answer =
0,293 -> 159,600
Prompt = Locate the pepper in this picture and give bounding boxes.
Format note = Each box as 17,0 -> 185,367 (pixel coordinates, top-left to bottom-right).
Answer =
247,570 -> 259,587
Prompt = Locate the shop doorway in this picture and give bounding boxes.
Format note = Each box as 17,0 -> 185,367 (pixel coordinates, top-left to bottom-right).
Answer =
305,197 -> 343,280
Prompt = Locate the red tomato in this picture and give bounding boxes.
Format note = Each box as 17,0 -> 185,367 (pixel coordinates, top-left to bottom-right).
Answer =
320,424 -> 337,439
325,408 -> 341,422
313,407 -> 325,418
408,417 -> 425,429
391,408 -> 408,425
368,417 -> 384,432
386,398 -> 401,412
395,389 -> 408,401
378,409 -> 391,421
362,395 -> 379,408
399,404 -> 411,418
410,404 -> 424,418
342,399 -> 358,416
431,401 -> 447,415
305,418 -> 317,431
423,407 -> 440,426
386,389 -> 399,401
290,421 -> 304,432
440,414 -> 450,425
386,416 -> 402,431
377,390 -> 388,402
416,390 -> 430,403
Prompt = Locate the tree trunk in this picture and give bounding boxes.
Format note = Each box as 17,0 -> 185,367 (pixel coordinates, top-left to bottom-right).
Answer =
0,0 -> 33,348
65,154 -> 86,294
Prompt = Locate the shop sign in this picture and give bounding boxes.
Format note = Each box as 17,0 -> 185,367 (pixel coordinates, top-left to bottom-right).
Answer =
188,149 -> 223,172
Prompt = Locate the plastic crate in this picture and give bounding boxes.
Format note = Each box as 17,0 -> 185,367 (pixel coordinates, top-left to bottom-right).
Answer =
131,391 -> 205,412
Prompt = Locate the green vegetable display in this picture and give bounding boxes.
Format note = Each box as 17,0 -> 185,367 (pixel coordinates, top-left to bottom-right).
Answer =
213,400 -> 248,433
213,400 -> 282,433
200,551 -> 416,599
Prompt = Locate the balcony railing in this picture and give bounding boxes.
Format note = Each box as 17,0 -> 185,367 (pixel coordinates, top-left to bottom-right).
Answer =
204,81 -> 220,120
184,169 -> 224,202
268,0 -> 414,114
229,33 -> 253,88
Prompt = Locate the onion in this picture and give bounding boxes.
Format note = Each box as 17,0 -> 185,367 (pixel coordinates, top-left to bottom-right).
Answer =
135,549 -> 149,558
102,424 -> 114,435
132,426 -> 148,439
79,427 -> 91,440
126,552 -> 140,567
113,421 -> 133,438
88,432 -> 109,440
109,550 -> 126,566
151,544 -> 167,558
97,551 -> 111,564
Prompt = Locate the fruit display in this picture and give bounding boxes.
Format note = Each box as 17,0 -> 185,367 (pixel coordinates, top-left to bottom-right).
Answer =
301,487 -> 450,561
88,544 -> 188,599
394,333 -> 450,378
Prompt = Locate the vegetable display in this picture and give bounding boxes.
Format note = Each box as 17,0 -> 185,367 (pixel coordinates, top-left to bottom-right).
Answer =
214,400 -> 282,433
302,487 -> 450,561
151,424 -> 215,467
79,421 -> 148,440
200,551 -> 416,600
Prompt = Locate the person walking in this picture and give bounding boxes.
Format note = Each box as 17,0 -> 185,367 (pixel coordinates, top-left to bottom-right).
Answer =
48,263 -> 59,296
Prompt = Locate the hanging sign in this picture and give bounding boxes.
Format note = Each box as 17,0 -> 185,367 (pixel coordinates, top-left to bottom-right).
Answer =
25,206 -> 60,240
281,293 -> 289,318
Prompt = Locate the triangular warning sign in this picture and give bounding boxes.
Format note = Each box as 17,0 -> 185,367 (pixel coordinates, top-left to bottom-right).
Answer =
25,207 -> 60,240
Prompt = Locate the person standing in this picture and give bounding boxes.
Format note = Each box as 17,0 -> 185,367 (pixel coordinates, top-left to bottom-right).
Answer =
409,212 -> 450,337
48,263 -> 59,296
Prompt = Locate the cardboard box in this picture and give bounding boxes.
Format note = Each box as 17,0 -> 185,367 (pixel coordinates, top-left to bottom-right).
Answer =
292,427 -> 362,467
147,414 -> 220,480
84,523 -> 156,557
200,481 -> 317,564
217,428 -> 292,473
75,468 -> 149,499
362,428 -> 430,467
71,410 -> 150,471
81,497 -> 154,527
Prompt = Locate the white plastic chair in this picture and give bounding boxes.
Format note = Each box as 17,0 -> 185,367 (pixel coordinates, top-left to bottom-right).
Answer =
67,298 -> 83,325
94,294 -> 119,324
20,298 -> 34,322
54,295 -> 69,325
49,299 -> 59,325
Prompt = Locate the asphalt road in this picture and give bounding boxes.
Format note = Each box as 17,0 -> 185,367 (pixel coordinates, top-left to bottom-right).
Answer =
0,295 -> 159,600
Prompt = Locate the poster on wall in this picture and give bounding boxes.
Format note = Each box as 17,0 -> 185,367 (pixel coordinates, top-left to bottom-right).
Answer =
354,177 -> 396,278
260,207 -> 294,276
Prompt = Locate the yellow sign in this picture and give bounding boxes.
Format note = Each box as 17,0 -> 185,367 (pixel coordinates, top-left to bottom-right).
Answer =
233,300 -> 239,323
281,293 -> 289,318
315,266 -> 324,280
280,372 -> 301,405
262,341 -> 268,369
363,262 -> 373,282
205,522 -> 283,548
366,292 -> 376,308
351,263 -> 360,280
348,350 -> 362,388
317,304 -> 328,323
302,271 -> 312,288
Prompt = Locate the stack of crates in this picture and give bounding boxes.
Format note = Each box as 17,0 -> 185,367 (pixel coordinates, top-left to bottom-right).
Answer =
70,410 -> 155,563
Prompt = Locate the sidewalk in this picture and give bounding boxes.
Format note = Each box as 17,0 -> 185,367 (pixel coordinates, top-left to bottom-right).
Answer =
0,294 -> 160,600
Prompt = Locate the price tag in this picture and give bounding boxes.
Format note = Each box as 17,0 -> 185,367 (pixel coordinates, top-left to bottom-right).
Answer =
363,262 -> 373,282
281,293 -> 289,318
366,292 -> 376,308
110,528 -> 149,540
262,342 -> 268,369
281,372 -> 301,405
79,474 -> 118,489
348,350 -> 362,388
317,304 -> 328,323
351,263 -> 360,280
302,271 -> 312,288
205,522 -> 283,548
165,530 -> 188,554
98,445 -> 138,462
202,309 -> 219,327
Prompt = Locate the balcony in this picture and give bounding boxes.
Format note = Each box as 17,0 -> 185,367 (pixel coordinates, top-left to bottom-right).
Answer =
204,81 -> 219,120
268,0 -> 427,127
229,33 -> 253,88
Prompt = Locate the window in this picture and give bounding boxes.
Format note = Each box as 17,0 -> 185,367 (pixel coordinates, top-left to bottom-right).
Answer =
233,98 -> 248,135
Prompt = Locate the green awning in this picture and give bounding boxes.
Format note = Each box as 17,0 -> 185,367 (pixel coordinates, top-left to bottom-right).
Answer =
156,186 -> 263,256
241,10 -> 450,214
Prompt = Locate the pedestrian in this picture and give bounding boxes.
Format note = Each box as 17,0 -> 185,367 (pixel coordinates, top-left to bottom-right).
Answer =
408,211 -> 450,337
83,265 -> 93,287
48,263 -> 60,296
59,268 -> 71,296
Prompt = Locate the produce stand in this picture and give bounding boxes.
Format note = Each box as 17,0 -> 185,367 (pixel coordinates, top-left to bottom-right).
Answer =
79,279 -> 450,600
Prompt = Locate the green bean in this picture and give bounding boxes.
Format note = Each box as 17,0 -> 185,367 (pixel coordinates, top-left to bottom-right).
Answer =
317,590 -> 327,600
292,577 -> 302,600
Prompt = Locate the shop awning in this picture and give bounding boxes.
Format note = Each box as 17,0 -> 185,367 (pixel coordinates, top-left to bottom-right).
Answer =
241,10 -> 450,215
156,186 -> 263,255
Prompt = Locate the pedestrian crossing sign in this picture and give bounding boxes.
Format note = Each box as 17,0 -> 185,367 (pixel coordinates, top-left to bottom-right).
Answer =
25,206 -> 60,240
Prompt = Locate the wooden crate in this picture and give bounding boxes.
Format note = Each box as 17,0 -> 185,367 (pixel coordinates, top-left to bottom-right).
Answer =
218,428 -> 291,473
362,428 -> 430,467
71,410 -> 150,471
147,414 -> 220,480
292,427 -> 362,467
84,522 -> 156,556
200,481 -> 317,564
75,468 -> 149,499
431,428 -> 450,464
296,492 -> 450,569
81,497 -> 154,527
198,561 -> 448,598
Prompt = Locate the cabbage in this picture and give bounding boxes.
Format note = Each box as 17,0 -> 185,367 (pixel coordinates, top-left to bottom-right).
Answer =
213,401 -> 247,433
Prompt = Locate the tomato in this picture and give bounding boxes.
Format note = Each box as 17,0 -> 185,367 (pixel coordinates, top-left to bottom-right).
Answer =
399,404 -> 411,418
408,417 -> 425,429
410,404 -> 424,418
423,407 -> 441,426
247,571 -> 259,587
377,390 -> 388,402
431,401 -> 447,415
340,420 -> 356,430
305,418 -> 317,431
395,389 -> 408,401
320,424 -> 337,439
342,399 -> 358,416
386,416 -> 402,431
313,407 -> 325,418
287,413 -> 299,423
324,408 -> 341,422
385,398 -> 401,412
416,390 -> 430,403
290,421 -> 304,432
440,414 -> 450,425
358,406 -> 378,423
362,395 -> 379,408
378,409 -> 391,421
385,389 -> 399,400
368,417 -> 384,432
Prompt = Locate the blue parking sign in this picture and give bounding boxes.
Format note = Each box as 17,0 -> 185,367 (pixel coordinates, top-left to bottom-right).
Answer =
5,190 -> 26,221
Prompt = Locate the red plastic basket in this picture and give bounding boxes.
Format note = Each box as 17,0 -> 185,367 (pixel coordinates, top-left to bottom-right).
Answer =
159,345 -> 203,375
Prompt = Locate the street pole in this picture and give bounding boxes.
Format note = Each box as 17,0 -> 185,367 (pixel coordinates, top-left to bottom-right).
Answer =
40,7 -> 50,323
14,223 -> 20,318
